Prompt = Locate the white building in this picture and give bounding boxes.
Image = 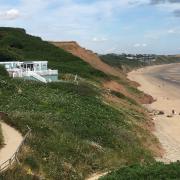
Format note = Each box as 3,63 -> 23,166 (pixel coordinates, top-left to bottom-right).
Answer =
0,61 -> 58,83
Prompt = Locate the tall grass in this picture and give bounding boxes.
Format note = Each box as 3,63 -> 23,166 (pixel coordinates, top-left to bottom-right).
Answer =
0,76 -> 155,179
100,162 -> 180,180
0,28 -> 158,180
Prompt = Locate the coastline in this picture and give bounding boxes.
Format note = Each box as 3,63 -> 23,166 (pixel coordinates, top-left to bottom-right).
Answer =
128,63 -> 180,163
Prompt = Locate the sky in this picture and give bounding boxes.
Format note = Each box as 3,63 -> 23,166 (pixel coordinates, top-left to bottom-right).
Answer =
0,0 -> 180,55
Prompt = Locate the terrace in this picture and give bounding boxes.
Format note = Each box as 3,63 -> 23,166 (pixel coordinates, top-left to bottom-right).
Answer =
0,61 -> 58,83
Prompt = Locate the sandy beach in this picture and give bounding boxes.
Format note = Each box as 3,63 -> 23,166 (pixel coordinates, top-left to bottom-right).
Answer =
128,64 -> 180,163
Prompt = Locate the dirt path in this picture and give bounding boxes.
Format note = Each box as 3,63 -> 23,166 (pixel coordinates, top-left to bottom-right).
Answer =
0,121 -> 23,165
86,172 -> 108,180
128,64 -> 180,163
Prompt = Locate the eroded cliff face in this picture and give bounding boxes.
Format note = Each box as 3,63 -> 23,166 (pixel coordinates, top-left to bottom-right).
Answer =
50,41 -> 154,104
50,41 -> 124,78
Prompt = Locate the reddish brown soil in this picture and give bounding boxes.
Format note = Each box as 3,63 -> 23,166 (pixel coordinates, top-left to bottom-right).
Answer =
51,41 -> 154,105
50,41 -> 124,78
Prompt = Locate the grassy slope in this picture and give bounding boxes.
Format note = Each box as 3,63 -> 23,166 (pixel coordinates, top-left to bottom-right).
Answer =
0,75 -> 157,180
154,55 -> 180,64
100,54 -> 146,72
100,162 -> 180,180
100,54 -> 180,72
0,27 -> 107,81
0,28 -> 159,179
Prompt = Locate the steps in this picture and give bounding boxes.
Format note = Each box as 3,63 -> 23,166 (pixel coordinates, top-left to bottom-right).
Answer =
24,71 -> 47,83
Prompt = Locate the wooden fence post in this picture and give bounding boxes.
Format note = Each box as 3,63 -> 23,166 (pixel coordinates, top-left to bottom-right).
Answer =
0,125 -> 31,173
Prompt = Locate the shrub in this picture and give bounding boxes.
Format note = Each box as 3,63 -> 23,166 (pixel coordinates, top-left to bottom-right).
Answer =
100,162 -> 180,180
0,65 -> 9,77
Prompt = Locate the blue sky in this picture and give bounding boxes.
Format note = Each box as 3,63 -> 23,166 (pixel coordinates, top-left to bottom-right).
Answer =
0,0 -> 180,55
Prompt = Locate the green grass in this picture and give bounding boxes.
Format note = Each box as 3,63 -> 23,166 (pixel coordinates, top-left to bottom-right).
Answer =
0,27 -> 107,81
0,75 -> 155,179
0,28 -> 160,180
100,54 -> 180,72
154,56 -> 180,65
100,54 -> 146,71
100,162 -> 180,180
111,90 -> 138,106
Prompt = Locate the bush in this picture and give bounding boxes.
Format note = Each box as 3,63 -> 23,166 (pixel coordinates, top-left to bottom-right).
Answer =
0,65 -> 9,77
100,162 -> 180,180
0,48 -> 22,61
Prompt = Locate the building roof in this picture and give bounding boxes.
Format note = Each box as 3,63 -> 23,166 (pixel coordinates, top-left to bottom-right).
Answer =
0,61 -> 48,64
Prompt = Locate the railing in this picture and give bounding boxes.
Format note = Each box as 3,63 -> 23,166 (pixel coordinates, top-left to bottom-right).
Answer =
35,69 -> 58,76
8,69 -> 58,78
0,125 -> 31,173
24,71 -> 47,83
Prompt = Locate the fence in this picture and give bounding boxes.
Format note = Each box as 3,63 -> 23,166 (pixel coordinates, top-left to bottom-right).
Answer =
0,125 -> 31,173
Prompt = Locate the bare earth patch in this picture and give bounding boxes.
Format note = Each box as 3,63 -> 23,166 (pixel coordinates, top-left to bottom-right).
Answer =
0,121 -> 23,165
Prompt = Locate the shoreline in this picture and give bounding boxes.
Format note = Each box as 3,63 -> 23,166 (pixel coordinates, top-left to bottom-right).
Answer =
128,63 -> 180,163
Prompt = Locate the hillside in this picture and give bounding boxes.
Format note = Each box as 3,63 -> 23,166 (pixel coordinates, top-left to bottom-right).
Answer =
50,41 -> 124,78
100,54 -> 180,72
0,28 -> 161,180
50,41 -> 153,104
100,54 -> 146,72
100,162 -> 180,180
0,28 -> 107,81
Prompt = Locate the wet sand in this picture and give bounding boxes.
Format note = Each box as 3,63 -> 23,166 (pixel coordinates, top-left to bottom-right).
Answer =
128,64 -> 180,163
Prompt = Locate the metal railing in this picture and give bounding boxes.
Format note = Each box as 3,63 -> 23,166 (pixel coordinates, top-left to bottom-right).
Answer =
0,125 -> 31,173
24,71 -> 47,83
34,69 -> 58,76
8,69 -> 58,78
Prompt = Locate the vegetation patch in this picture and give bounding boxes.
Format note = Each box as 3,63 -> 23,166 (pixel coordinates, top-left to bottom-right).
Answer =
100,162 -> 180,180
111,90 -> 138,105
0,27 -> 160,180
100,54 -> 180,73
0,76 -> 155,179
0,27 -> 107,81
100,54 -> 146,72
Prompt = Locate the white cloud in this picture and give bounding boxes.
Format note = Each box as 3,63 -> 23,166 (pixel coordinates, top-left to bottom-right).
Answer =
168,29 -> 175,34
145,27 -> 180,40
92,37 -> 108,42
134,43 -> 147,47
0,9 -> 20,20
134,43 -> 141,47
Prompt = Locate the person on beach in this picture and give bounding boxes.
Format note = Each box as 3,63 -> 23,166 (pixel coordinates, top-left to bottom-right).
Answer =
172,110 -> 175,115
